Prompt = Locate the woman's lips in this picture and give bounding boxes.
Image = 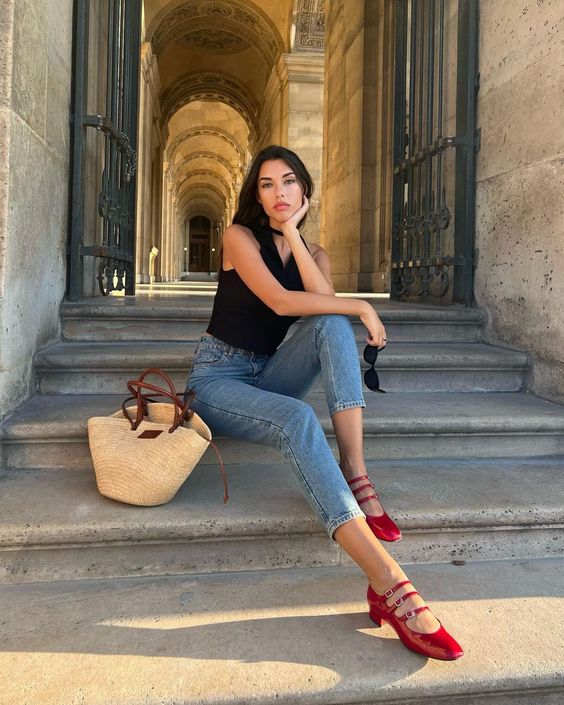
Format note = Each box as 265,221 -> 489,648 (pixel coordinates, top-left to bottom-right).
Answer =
274,203 -> 290,210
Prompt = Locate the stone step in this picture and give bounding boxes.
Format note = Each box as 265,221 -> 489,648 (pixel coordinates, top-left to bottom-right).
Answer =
0,558 -> 563,704
3,391 -> 564,471
60,297 -> 485,343
33,341 -> 529,394
1,457 -> 563,583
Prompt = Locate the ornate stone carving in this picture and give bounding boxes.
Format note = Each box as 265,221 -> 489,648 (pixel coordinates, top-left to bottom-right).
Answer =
161,71 -> 258,130
151,0 -> 282,65
168,126 -> 246,163
175,151 -> 239,181
178,29 -> 249,54
178,170 -> 231,196
294,0 -> 326,53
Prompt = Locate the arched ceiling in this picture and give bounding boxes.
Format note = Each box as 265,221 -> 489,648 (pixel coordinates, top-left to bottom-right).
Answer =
145,1 -> 292,56
160,70 -> 259,130
142,1 -> 325,233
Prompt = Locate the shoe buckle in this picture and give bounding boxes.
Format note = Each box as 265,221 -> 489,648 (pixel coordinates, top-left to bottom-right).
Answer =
394,597 -> 404,607
405,610 -> 416,619
385,588 -> 394,599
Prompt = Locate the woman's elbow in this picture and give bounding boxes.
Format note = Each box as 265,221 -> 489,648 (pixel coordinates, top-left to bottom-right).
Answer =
271,295 -> 290,316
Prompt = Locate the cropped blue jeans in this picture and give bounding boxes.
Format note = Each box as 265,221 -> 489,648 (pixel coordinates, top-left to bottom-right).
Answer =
186,314 -> 367,537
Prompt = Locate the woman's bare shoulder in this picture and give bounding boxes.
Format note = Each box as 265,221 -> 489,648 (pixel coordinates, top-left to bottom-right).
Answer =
222,224 -> 259,270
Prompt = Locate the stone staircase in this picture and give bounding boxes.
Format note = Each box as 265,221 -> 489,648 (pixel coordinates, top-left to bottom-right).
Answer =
1,291 -> 563,704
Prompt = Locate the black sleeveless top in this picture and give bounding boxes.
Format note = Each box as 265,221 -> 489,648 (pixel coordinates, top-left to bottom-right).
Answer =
206,222 -> 306,354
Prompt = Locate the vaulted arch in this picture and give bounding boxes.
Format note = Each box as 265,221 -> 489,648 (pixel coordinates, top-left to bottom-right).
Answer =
160,71 -> 259,130
168,126 -> 246,165
147,0 -> 285,65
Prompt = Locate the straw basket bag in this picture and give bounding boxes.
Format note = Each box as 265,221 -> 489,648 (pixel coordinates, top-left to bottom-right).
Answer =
87,368 -> 227,506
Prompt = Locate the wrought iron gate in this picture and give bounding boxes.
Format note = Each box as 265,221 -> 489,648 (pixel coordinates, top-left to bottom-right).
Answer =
68,0 -> 142,298
391,0 -> 479,305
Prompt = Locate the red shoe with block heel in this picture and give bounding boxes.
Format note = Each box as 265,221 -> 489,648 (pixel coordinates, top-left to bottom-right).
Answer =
367,580 -> 464,660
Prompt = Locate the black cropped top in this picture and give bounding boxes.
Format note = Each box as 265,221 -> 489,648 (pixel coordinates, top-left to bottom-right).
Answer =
206,222 -> 306,354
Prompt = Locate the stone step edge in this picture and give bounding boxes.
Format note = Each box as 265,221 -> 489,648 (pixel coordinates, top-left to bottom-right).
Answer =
33,343 -> 529,370
1,559 -> 563,705
6,423 -> 564,441
2,458 -> 564,547
2,518 -> 562,552
60,301 -> 486,322
4,392 -> 564,440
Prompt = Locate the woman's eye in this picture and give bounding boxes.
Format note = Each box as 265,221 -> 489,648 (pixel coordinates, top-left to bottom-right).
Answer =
285,179 -> 295,185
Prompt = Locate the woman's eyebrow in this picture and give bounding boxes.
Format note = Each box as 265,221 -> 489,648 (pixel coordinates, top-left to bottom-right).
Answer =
258,171 -> 296,181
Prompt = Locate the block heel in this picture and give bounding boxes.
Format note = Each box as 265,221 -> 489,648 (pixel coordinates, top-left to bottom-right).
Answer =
367,580 -> 464,661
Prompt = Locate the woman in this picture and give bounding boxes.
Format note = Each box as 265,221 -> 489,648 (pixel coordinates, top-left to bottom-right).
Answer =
187,145 -> 463,660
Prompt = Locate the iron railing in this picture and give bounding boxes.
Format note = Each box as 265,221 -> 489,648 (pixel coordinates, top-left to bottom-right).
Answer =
68,0 -> 141,298
391,0 -> 479,304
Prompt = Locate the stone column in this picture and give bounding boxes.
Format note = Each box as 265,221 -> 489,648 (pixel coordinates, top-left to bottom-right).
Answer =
0,0 -> 74,418
135,43 -> 161,284
322,0 -> 394,292
474,0 -> 564,404
277,53 -> 324,244
158,161 -> 170,282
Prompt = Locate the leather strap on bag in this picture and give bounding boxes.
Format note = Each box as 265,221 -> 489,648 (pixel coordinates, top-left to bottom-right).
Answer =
122,368 -> 229,502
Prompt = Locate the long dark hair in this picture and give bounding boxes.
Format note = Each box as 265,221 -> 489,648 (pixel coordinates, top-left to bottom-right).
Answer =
232,145 -> 314,229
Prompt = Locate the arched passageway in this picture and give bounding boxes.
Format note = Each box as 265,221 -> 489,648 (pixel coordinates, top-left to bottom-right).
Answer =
135,0 -> 326,283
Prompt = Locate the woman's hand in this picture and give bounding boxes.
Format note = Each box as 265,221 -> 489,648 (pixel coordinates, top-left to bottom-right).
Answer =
360,301 -> 387,348
280,195 -> 309,237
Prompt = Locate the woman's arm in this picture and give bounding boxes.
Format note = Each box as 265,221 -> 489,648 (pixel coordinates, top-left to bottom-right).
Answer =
279,196 -> 334,296
284,233 -> 335,296
222,224 -> 386,347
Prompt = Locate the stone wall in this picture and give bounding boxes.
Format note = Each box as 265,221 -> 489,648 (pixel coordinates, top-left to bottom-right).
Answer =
281,53 -> 324,245
0,0 -> 74,420
322,0 -> 393,291
474,0 -> 564,403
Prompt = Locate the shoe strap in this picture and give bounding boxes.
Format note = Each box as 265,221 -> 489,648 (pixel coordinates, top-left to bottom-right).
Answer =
347,477 -> 379,502
347,474 -> 374,488
391,589 -> 418,608
383,579 -> 411,599
356,493 -> 380,506
398,605 -> 430,623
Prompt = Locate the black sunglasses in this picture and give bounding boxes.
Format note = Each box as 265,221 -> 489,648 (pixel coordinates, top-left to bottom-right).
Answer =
363,344 -> 386,393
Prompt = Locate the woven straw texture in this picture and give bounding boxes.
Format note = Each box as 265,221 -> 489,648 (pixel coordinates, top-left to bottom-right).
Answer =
88,403 -> 212,506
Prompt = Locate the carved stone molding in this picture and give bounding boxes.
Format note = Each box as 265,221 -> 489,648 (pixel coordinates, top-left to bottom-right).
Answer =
177,181 -> 227,206
178,29 -> 249,54
168,126 -> 246,164
150,0 -> 283,66
293,0 -> 326,53
178,170 -> 232,196
174,151 -> 239,181
160,71 -> 259,129
279,52 -> 325,84
180,190 -> 224,212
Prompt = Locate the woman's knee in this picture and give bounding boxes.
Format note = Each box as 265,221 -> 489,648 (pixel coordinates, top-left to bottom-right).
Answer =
308,314 -> 355,344
280,399 -> 319,437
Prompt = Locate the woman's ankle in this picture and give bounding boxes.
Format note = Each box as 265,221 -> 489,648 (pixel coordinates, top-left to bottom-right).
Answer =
338,460 -> 367,480
367,569 -> 408,595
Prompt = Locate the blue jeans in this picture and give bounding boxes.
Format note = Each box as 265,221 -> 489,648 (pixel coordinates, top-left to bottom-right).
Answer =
186,314 -> 367,537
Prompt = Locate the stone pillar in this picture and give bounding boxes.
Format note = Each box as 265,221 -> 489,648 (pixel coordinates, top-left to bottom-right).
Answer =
166,179 -> 174,281
474,1 -> 564,404
0,0 -> 74,419
158,161 -> 170,282
135,43 -> 161,284
278,53 -> 324,244
322,0 -> 394,292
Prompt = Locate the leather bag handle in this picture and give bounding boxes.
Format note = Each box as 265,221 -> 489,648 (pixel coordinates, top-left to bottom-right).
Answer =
124,381 -> 194,433
120,368 -> 229,502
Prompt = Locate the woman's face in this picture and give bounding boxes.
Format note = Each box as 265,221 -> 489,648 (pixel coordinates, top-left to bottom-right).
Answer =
256,158 -> 304,227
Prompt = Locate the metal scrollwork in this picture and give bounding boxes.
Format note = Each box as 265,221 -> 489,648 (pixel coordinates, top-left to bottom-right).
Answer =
429,265 -> 450,298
